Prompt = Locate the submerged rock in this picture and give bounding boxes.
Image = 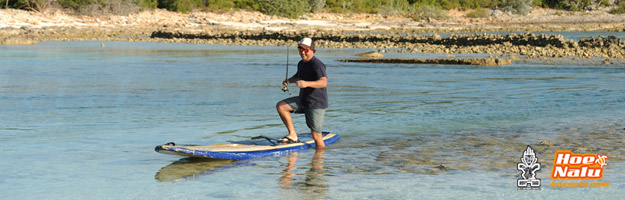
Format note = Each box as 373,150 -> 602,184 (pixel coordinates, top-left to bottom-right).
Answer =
540,140 -> 554,146
0,37 -> 37,45
339,58 -> 513,66
354,51 -> 384,57
436,164 -> 448,170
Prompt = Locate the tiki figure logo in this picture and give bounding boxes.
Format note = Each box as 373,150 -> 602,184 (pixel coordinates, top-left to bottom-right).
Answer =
517,145 -> 541,190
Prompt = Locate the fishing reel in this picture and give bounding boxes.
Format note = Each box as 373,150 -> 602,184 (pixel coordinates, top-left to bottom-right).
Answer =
282,78 -> 289,92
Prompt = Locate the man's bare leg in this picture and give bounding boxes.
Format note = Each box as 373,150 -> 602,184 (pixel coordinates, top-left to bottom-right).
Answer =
276,101 -> 297,140
311,130 -> 325,148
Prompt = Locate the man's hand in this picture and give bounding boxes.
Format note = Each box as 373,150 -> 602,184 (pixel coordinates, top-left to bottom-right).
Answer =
296,77 -> 327,89
296,80 -> 307,88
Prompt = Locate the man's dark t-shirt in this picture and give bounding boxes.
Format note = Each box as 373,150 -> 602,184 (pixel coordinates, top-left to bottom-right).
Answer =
295,56 -> 328,109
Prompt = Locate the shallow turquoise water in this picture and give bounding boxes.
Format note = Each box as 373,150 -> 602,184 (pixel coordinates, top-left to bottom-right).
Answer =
1,41 -> 624,199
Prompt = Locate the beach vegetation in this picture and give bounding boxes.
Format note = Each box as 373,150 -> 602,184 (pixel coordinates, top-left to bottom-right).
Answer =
157,0 -> 260,13
257,0 -> 309,18
55,0 -> 143,15
2,0 -> 623,18
326,0 -> 381,13
309,0 -> 325,13
465,7 -> 489,18
411,4 -> 449,20
325,0 -> 411,14
609,1 -> 625,14
201,0 -> 258,11
407,0 -> 500,10
56,0 -> 95,9
135,0 -> 158,11
541,0 -> 611,11
14,0 -> 52,12
157,0 -> 201,13
500,0 -> 533,15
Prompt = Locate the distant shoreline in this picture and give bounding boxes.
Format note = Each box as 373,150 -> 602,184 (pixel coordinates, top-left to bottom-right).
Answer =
1,8 -> 624,64
2,7 -> 624,38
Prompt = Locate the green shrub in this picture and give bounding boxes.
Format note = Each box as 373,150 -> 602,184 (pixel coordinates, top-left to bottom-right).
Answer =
194,0 -> 260,11
340,0 -> 377,13
412,4 -> 449,20
438,0 -> 460,10
325,0 -> 359,13
542,0 -> 610,11
16,0 -> 52,11
135,0 -> 158,11
257,0 -> 309,18
408,0 -> 499,10
532,0 -> 545,7
325,0 -> 409,14
378,5 -> 401,16
158,0 -> 202,13
55,0 -> 140,15
466,7 -> 489,18
309,0 -> 325,13
609,1 -> 625,14
231,0 -> 260,10
204,0 -> 234,11
98,0 -> 141,15
57,0 -> 95,9
500,0 -> 533,15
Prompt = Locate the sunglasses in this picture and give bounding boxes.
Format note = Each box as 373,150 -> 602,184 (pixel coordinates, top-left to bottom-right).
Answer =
298,47 -> 310,53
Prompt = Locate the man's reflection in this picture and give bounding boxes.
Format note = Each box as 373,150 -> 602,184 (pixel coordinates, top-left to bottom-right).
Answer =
279,148 -> 328,198
279,152 -> 299,189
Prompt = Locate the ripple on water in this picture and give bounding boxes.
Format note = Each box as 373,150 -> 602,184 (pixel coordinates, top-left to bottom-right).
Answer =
331,118 -> 625,177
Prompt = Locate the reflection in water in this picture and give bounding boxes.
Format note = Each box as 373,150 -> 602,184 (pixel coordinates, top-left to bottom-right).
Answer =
155,157 -> 241,182
279,149 -> 328,199
155,149 -> 329,186
279,152 -> 299,189
301,149 -> 328,196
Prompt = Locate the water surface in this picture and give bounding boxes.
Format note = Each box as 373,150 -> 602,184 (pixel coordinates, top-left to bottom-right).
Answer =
1,41 -> 624,199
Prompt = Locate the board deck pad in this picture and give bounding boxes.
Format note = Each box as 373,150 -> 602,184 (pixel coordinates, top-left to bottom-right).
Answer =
155,132 -> 339,160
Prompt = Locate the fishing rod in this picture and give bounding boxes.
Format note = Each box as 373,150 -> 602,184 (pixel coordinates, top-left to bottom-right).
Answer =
282,46 -> 289,93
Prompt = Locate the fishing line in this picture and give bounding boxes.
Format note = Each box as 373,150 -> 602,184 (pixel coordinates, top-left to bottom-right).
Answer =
282,45 -> 290,95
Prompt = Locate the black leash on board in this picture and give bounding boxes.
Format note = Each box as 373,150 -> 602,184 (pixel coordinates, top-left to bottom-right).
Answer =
251,136 -> 278,146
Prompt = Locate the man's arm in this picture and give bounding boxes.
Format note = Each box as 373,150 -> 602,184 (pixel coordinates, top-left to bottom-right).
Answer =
296,77 -> 327,89
283,75 -> 299,86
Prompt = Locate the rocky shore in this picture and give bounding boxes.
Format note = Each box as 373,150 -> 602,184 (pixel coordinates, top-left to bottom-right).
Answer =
149,30 -> 625,59
2,8 -> 625,64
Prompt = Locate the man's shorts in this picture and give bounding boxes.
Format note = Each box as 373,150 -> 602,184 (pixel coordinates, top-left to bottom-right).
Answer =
283,96 -> 325,133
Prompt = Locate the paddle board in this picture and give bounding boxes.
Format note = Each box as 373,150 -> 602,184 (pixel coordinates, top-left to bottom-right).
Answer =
155,132 -> 339,160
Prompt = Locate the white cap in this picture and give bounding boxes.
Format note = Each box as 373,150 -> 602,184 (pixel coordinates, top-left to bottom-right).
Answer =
298,38 -> 313,50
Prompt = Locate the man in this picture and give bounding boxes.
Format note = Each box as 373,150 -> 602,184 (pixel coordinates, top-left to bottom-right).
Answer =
276,38 -> 328,148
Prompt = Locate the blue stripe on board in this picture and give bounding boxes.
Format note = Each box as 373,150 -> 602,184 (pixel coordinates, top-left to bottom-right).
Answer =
155,133 -> 340,159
